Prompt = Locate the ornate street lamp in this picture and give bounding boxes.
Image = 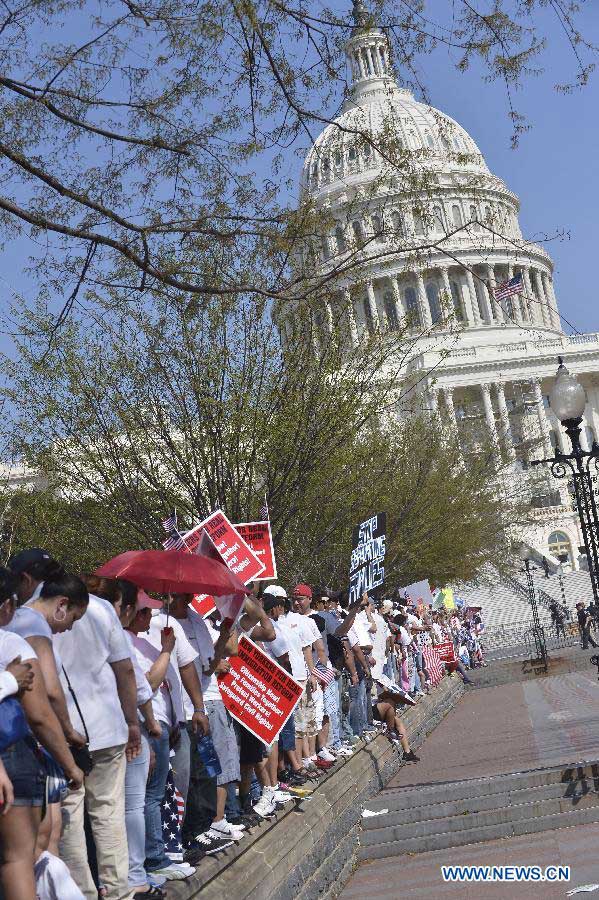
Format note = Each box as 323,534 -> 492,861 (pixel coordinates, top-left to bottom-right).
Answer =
531,357 -> 599,603
517,544 -> 548,668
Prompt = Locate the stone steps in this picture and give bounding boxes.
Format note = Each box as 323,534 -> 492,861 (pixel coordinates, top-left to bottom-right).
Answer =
359,759 -> 599,861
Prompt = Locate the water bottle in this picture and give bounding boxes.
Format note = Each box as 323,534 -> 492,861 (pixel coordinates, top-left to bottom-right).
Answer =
197,734 -> 222,779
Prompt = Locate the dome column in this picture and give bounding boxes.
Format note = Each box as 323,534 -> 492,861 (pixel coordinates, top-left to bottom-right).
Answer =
343,288 -> 359,347
533,270 -> 551,328
522,268 -> 537,326
542,272 -> 559,329
324,300 -> 334,335
464,268 -> 481,325
486,264 -> 504,324
439,266 -> 454,321
480,383 -> 501,461
495,383 -> 516,461
389,275 -> 404,326
415,272 -> 433,329
365,280 -> 381,330
531,378 -> 553,457
506,264 -> 523,324
442,386 -> 458,428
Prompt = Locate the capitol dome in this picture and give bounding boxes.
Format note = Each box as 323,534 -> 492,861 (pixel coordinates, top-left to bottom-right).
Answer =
291,0 -> 561,352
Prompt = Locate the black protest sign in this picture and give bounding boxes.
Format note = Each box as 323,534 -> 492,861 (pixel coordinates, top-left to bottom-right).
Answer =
349,513 -> 387,603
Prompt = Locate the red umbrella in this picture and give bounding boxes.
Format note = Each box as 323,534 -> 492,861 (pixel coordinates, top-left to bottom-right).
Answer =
95,549 -> 251,598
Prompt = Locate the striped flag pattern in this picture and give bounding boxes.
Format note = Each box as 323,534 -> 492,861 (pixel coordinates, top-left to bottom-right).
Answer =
422,646 -> 445,688
311,661 -> 336,686
162,511 -> 178,533
161,508 -> 190,551
260,495 -> 269,520
494,272 -> 523,301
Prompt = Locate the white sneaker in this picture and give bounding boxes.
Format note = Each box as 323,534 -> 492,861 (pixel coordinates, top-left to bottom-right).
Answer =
317,748 -> 336,762
303,757 -> 316,769
151,862 -> 196,880
210,820 -> 245,841
253,794 -> 276,818
335,746 -> 353,757
273,789 -> 293,803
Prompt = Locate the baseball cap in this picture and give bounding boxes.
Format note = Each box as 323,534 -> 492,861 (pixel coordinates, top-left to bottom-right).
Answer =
293,583 -> 312,598
136,589 -> 163,611
262,585 -> 288,599
263,594 -> 286,612
8,548 -> 63,578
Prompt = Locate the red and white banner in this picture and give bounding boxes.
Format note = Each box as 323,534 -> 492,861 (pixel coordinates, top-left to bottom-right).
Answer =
183,511 -> 265,583
217,636 -> 303,746
190,594 -> 217,618
234,521 -> 277,581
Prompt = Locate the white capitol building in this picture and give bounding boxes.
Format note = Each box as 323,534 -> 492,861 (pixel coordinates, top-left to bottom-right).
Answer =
289,0 -> 599,590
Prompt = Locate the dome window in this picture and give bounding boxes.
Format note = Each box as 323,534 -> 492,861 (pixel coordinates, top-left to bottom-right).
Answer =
450,280 -> 465,321
321,236 -> 330,261
363,141 -> 371,158
322,157 -> 330,173
335,225 -> 346,253
371,215 -> 385,243
413,209 -> 425,236
469,205 -> 480,231
426,281 -> 442,323
362,296 -> 374,334
334,150 -> 342,167
384,291 -> 399,330
426,132 -> 434,149
441,135 -> 451,150
391,211 -> 405,237
453,137 -> 461,151
348,146 -> 357,162
433,206 -> 446,235
452,205 -> 463,228
404,286 -> 421,327
352,220 -> 364,245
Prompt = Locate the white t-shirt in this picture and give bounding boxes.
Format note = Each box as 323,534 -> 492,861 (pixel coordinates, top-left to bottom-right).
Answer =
398,626 -> 412,648
353,613 -> 374,649
177,613 -> 221,709
346,625 -> 360,649
123,632 -> 153,708
370,612 -> 390,680
146,612 -> 199,723
54,595 -> 130,752
0,629 -> 37,701
279,614 -> 309,680
6,605 -> 62,670
263,619 -> 290,662
128,632 -> 180,727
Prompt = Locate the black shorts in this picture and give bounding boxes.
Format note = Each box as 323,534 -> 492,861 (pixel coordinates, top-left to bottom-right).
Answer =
237,723 -> 266,765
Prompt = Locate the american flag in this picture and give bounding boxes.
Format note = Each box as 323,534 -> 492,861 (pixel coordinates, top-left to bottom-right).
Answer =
162,511 -> 178,533
260,495 -> 269,520
494,272 -> 523,301
311,662 -> 336,686
422,646 -> 445,688
162,532 -> 187,551
161,767 -> 185,860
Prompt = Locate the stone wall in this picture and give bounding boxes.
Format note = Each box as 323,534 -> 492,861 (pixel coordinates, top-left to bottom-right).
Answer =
167,675 -> 465,900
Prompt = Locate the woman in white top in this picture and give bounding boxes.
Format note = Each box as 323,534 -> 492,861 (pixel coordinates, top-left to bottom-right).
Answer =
0,567 -> 83,900
6,574 -> 89,859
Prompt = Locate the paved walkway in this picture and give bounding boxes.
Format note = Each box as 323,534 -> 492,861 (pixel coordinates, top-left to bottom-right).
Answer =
342,670 -> 599,899
389,669 -> 599,788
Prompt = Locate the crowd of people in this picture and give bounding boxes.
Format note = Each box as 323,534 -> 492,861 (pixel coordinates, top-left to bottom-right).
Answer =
0,547 -> 487,900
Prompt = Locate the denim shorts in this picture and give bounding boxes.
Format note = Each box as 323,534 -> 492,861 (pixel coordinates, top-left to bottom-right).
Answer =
278,713 -> 296,751
0,736 -> 46,806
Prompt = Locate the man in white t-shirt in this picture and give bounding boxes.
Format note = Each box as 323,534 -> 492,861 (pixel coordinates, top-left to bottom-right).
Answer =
145,599 -> 209,805
55,594 -> 141,900
167,597 -> 245,852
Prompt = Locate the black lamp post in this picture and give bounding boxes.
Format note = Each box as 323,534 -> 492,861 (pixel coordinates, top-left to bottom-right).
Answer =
518,544 -> 548,668
531,357 -> 599,604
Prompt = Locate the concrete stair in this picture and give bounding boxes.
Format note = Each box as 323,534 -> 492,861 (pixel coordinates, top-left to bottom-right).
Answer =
359,759 -> 599,861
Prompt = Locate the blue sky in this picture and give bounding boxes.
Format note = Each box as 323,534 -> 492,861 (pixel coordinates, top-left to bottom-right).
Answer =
0,1 -> 597,344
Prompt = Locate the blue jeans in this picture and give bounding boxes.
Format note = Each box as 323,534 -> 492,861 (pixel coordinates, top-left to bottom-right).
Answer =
349,679 -> 367,737
323,679 -> 341,749
339,677 -> 354,742
145,722 -> 172,871
125,732 -> 150,887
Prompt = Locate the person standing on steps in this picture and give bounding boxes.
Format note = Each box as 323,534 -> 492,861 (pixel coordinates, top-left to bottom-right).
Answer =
576,602 -> 598,650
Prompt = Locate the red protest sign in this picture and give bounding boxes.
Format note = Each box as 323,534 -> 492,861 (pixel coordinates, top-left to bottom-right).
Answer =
217,635 -> 303,746
191,594 -> 217,618
183,510 -> 265,584
234,521 -> 277,581
435,641 -> 456,664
